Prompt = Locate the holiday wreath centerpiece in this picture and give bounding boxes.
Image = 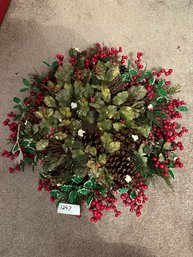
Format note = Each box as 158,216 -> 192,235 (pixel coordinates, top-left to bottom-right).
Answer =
2,43 -> 188,222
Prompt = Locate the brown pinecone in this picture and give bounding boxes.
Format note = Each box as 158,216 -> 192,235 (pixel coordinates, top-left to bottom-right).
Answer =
105,150 -> 137,184
113,129 -> 143,151
81,130 -> 105,153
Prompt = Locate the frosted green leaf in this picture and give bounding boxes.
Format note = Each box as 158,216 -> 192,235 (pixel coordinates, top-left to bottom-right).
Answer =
85,145 -> 97,156
113,91 -> 129,105
113,122 -> 125,131
53,131 -> 68,140
97,119 -> 112,131
59,107 -> 72,117
108,141 -> 121,153
101,85 -> 111,103
36,139 -> 49,151
55,63 -> 73,84
43,95 -> 56,107
119,106 -> 135,124
106,65 -> 120,81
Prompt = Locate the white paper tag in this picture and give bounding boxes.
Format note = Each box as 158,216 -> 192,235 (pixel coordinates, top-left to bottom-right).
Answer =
57,203 -> 80,216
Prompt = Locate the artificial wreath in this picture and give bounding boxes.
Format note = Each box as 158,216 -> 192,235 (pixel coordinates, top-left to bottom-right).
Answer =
2,43 -> 188,222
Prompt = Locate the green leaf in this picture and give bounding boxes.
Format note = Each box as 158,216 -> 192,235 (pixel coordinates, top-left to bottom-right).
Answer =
50,190 -> 61,198
86,194 -> 93,206
34,154 -> 42,165
13,97 -> 20,103
74,80 -> 84,97
69,190 -> 77,203
106,65 -> 120,81
44,95 -> 56,107
78,189 -> 90,195
22,79 -> 31,87
23,157 -> 32,163
144,71 -> 152,77
71,149 -> 85,159
26,147 -> 36,154
129,69 -> 138,75
157,89 -> 167,97
177,105 -> 188,112
157,79 -> 164,89
168,169 -> 175,179
20,88 -> 29,92
84,181 -> 93,189
103,105 -> 117,119
36,139 -> 49,151
130,191 -> 137,199
97,184 -> 106,193
39,172 -> 47,180
148,78 -> 155,84
61,185 -> 73,192
52,60 -> 58,68
112,91 -> 129,105
118,188 -> 129,193
101,132 -> 113,150
90,177 -> 96,184
22,140 -> 31,147
130,86 -> 147,100
72,175 -> 83,184
43,61 -> 52,67
55,64 -> 73,85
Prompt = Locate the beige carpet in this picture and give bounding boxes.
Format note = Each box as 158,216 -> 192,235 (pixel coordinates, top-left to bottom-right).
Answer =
0,1 -> 193,257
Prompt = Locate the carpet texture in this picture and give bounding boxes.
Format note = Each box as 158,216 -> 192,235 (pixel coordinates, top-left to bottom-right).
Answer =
0,1 -> 193,257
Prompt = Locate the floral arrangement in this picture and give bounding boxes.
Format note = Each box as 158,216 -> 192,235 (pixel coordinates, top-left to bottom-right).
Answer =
2,43 -> 188,222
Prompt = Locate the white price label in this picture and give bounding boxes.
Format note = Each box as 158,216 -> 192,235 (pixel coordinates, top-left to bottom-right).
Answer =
57,203 -> 80,216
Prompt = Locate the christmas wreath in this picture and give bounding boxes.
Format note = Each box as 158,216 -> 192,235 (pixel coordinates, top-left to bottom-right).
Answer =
2,43 -> 188,222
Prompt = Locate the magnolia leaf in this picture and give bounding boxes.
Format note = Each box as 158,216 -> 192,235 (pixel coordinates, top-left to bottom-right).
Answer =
113,91 -> 129,105
85,145 -> 97,156
43,95 -> 56,107
101,85 -> 111,103
69,190 -> 78,204
118,188 -> 129,194
72,175 -> 83,184
119,106 -> 135,125
59,107 -> 72,117
97,119 -> 112,131
177,105 -> 188,112
78,189 -> 90,195
36,139 -> 49,151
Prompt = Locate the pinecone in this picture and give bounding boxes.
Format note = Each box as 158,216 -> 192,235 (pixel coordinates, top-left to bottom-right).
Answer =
113,129 -> 143,151
81,130 -> 105,153
105,150 -> 137,184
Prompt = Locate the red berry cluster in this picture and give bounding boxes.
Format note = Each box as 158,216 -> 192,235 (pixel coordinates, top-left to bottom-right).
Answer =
38,179 -> 53,192
121,177 -> 148,217
88,193 -> 120,222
